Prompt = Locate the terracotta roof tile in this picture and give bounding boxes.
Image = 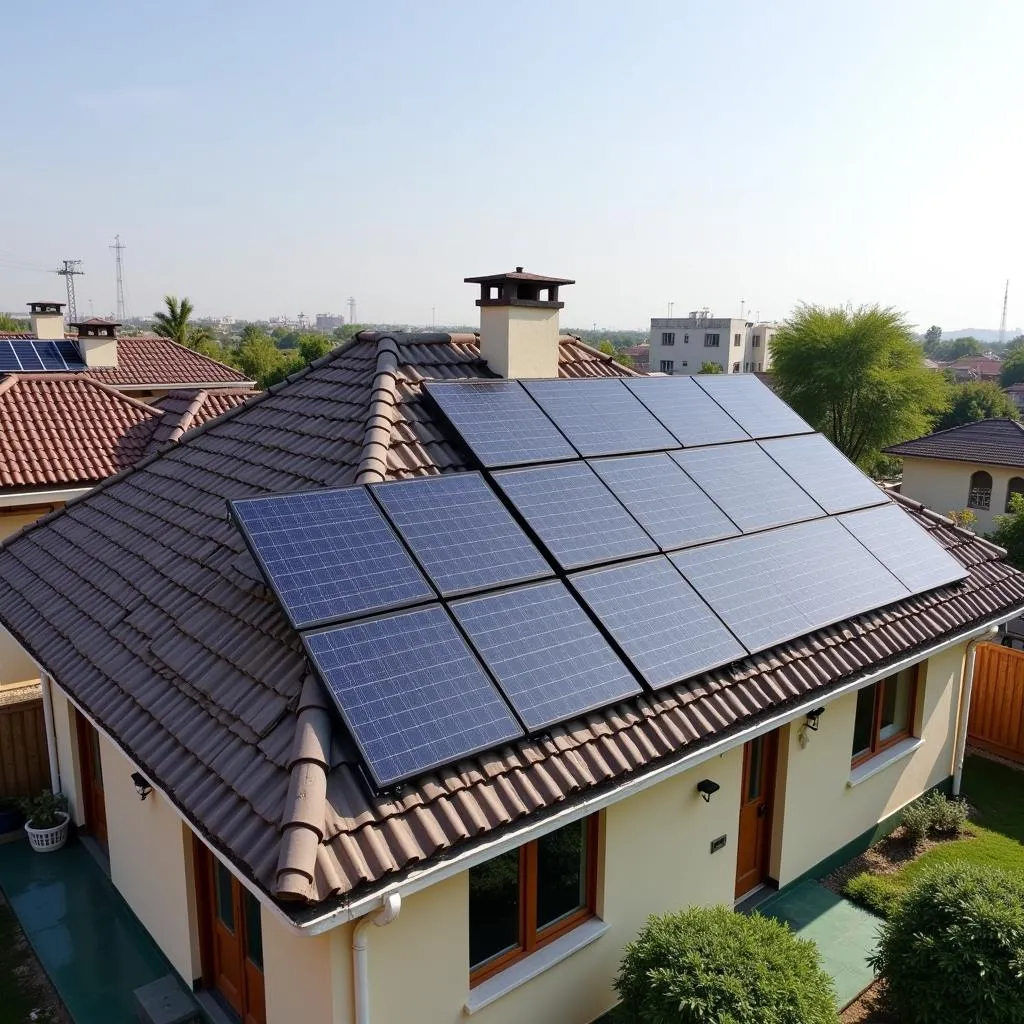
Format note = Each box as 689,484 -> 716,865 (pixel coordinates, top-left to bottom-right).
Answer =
83,335 -> 252,388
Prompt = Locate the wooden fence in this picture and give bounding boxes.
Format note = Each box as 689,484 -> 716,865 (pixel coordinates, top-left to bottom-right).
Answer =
968,643 -> 1024,764
0,696 -> 49,799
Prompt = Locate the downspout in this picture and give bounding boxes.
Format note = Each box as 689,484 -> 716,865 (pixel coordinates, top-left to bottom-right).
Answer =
39,673 -> 60,793
352,894 -> 402,1024
952,626 -> 998,795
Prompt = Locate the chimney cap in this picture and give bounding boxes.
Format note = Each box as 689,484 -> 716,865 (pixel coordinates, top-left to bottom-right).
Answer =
70,317 -> 121,328
27,300 -> 66,312
464,269 -> 575,286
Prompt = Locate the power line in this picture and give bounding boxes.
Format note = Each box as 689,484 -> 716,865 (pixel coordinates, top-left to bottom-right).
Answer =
55,260 -> 84,323
111,235 -> 126,321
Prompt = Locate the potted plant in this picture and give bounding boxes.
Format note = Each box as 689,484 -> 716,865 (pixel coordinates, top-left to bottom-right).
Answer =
19,790 -> 69,852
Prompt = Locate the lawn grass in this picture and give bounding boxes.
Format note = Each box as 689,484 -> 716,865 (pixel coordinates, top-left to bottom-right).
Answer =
0,892 -> 66,1023
844,754 -> 1024,917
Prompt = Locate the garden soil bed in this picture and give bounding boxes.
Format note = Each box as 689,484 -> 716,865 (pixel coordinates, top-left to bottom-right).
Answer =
841,979 -> 891,1023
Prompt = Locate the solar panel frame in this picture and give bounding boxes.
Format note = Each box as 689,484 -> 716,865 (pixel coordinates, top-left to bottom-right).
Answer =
492,461 -> 659,570
230,486 -> 436,630
56,341 -> 87,370
450,580 -> 641,731
671,442 -> 825,533
570,556 -> 747,689
422,380 -> 578,468
0,341 -> 19,372
588,453 -> 740,550
692,374 -> 814,439
369,472 -> 553,597
11,341 -> 43,372
303,605 -> 524,789
522,378 -> 680,457
839,503 -> 970,594
623,375 -> 750,447
34,341 -> 66,371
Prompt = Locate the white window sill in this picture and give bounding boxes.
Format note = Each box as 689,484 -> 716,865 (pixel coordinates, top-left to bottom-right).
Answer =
463,918 -> 609,1016
848,737 -> 923,787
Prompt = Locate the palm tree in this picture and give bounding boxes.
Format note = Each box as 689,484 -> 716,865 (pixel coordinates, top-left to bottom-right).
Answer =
153,295 -> 196,347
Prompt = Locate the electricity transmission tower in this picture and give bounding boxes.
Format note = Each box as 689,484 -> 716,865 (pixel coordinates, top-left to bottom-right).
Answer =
111,235 -> 126,321
55,259 -> 84,323
999,279 -> 1009,345
347,296 -> 357,325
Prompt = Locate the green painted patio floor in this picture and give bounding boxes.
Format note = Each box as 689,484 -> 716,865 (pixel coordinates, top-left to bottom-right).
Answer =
0,837 -> 186,1024
760,879 -> 881,1007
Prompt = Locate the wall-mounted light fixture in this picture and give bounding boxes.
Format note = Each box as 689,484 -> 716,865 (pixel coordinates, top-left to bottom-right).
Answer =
805,707 -> 826,732
130,772 -> 153,801
696,779 -> 720,803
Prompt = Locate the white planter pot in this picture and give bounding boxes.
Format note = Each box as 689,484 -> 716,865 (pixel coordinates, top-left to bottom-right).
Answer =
25,811 -> 69,853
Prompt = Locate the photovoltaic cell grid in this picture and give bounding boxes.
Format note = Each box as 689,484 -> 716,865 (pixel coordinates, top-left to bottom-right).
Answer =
0,339 -> 87,372
840,503 -> 969,593
230,487 -> 434,630
760,434 -> 890,514
671,517 -> 911,652
371,473 -> 552,596
421,380 -> 577,467
303,606 -> 523,788
522,378 -> 679,457
571,557 -> 746,688
451,580 -> 640,730
588,453 -> 739,550
693,373 -> 813,439
623,376 -> 749,447
672,443 -> 825,533
493,462 -> 658,569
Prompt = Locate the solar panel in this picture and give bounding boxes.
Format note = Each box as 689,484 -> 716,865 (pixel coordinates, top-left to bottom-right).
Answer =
522,378 -> 679,457
230,487 -> 435,630
840,503 -> 969,593
671,518 -> 910,652
693,374 -> 813,439
11,341 -> 43,371
671,443 -> 824,533
492,462 -> 658,569
0,341 -> 18,372
56,341 -> 87,370
589,453 -> 739,550
303,606 -> 523,788
370,473 -> 552,596
623,376 -> 749,446
34,341 -> 66,371
570,557 -> 746,688
451,580 -> 640,730
422,380 -> 576,467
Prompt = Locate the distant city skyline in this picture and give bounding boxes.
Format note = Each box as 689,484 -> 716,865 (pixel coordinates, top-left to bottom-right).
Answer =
2,2 -> 1022,331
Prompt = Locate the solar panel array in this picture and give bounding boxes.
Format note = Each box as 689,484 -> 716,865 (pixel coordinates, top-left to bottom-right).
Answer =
0,339 -> 87,373
235,374 -> 971,791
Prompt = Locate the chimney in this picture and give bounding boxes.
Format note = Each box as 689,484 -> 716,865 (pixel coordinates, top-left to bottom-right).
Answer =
70,317 -> 120,368
28,301 -> 65,341
465,267 -> 574,379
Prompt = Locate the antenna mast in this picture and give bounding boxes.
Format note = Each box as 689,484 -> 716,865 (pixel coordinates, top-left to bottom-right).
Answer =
55,259 -> 84,323
111,235 -> 126,321
999,279 -> 1009,345
347,296 -> 357,325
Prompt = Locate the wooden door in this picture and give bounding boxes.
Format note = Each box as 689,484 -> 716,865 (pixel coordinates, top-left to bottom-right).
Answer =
735,730 -> 778,898
196,841 -> 266,1024
74,710 -> 107,852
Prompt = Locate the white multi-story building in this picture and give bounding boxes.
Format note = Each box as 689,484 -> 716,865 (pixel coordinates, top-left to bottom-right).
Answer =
648,310 -> 777,375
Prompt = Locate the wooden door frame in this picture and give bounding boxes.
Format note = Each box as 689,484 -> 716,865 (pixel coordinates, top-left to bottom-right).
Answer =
735,728 -> 780,898
73,708 -> 107,850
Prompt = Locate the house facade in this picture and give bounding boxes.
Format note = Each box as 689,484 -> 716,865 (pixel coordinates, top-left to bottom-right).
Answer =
648,312 -> 776,376
0,275 -> 1022,1024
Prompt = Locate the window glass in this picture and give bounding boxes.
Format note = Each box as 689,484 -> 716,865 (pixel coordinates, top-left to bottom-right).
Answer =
746,735 -> 764,801
215,861 -> 235,932
879,672 -> 913,741
536,822 -> 587,931
243,890 -> 264,971
469,849 -> 520,968
1007,477 -> 1024,512
852,685 -> 876,757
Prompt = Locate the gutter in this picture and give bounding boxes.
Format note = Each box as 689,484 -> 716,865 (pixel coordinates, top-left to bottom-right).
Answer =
352,895 -> 401,1024
0,487 -> 92,510
39,673 -> 60,793
952,626 -> 998,795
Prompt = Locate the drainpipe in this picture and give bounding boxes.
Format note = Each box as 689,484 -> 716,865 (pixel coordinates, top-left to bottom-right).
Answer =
352,893 -> 402,1024
39,673 -> 60,794
952,626 -> 998,795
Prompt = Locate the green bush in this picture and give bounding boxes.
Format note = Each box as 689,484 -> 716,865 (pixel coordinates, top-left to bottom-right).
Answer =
901,790 -> 969,844
614,906 -> 837,1024
844,872 -> 907,919
902,798 -> 931,844
869,861 -> 1024,1024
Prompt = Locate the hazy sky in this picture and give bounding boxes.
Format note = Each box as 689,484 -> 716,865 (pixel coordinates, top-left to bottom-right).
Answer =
2,1 -> 1022,331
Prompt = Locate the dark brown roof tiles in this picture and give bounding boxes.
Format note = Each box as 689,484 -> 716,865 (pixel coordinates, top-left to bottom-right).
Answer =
885,418 -> 1024,468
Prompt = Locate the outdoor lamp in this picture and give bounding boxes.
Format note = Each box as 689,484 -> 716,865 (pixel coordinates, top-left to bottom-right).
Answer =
805,707 -> 826,732
696,779 -> 720,803
130,772 -> 153,801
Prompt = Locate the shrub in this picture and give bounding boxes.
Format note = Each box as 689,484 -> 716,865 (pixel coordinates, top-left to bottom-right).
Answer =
18,789 -> 67,829
869,861 -> 1024,1024
614,906 -> 837,1024
901,798 -> 931,844
930,793 -> 969,835
844,872 -> 907,919
901,790 -> 969,844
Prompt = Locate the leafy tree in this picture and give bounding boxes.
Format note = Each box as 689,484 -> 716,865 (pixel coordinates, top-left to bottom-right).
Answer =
0,314 -> 29,332
946,509 -> 978,530
333,323 -> 367,343
1001,349 -> 1024,387
936,381 -> 1018,431
153,295 -> 199,348
297,333 -> 332,364
597,339 -> 633,368
771,304 -> 948,467
233,329 -> 287,387
944,336 -> 983,361
989,492 -> 1024,568
1007,334 -> 1024,354
699,361 -> 723,374
923,325 -> 943,351
186,324 -> 216,352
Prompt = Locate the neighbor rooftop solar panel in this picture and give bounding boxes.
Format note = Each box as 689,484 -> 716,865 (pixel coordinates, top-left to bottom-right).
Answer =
0,339 -> 87,372
693,374 -> 813,439
304,606 -> 523,788
623,376 -> 749,447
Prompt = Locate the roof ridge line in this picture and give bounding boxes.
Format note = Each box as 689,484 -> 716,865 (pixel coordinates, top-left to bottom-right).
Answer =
889,489 -> 1009,556
354,335 -> 403,485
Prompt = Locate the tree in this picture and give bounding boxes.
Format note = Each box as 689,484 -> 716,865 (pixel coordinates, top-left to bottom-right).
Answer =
333,323 -> 367,343
771,304 -> 948,467
153,295 -> 197,347
297,333 -> 332,364
1007,334 -> 1024,354
923,325 -> 943,353
1001,349 -> 1024,387
936,381 -> 1018,431
0,314 -> 29,332
990,492 -> 1024,568
699,361 -> 723,374
597,339 -> 633,368
944,336 -> 983,361
233,328 -> 287,387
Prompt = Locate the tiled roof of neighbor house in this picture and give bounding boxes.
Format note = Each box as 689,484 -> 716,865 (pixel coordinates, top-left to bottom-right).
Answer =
885,418 -> 1024,468
0,331 -> 1022,916
147,388 -> 255,451
947,357 -> 1002,377
82,335 -> 253,388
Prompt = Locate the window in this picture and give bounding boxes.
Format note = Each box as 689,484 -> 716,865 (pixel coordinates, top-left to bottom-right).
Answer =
680,360 -> 688,367
734,362 -> 742,372
733,333 -> 742,347
1007,477 -> 1024,512
968,470 -> 993,510
704,333 -> 720,348
469,817 -> 598,984
661,332 -> 675,346
851,667 -> 918,766
743,361 -> 749,372
659,359 -> 674,373
757,362 -> 762,371
752,335 -> 761,348
683,333 -> 689,344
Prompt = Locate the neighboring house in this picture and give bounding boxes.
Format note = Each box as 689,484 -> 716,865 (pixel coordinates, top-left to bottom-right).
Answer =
0,272 -> 1021,1024
622,343 -> 649,371
648,311 -> 776,376
945,356 -> 1002,382
1004,382 -> 1024,414
885,418 -> 1024,535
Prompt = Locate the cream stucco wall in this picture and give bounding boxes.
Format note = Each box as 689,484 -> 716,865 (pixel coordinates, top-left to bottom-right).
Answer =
900,456 -> 1024,536
479,305 -> 561,380
49,685 -> 85,826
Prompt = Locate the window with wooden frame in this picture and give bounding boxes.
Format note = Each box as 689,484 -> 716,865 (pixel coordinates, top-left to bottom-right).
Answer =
851,666 -> 919,767
468,816 -> 598,985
